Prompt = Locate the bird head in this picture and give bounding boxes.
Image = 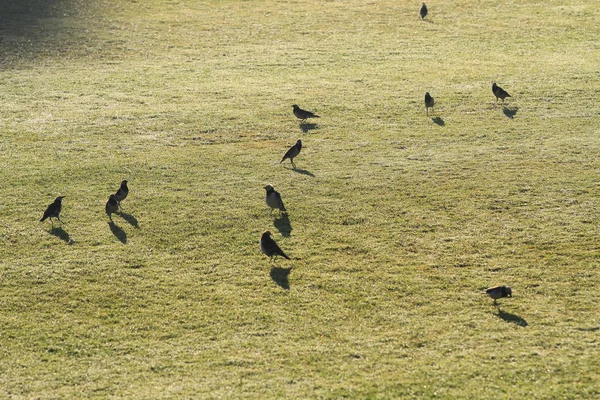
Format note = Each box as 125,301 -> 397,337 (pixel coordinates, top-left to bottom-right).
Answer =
55,196 -> 66,202
121,180 -> 128,185
262,230 -> 273,239
264,184 -> 275,193
292,104 -> 299,109
296,139 -> 302,146
505,286 -> 512,297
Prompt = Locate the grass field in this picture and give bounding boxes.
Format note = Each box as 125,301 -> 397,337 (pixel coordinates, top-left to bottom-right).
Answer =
1,0 -> 599,397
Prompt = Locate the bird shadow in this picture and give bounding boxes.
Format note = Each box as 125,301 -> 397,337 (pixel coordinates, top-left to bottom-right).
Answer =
432,116 -> 445,126
291,167 -> 315,177
496,308 -> 528,327
299,122 -> 319,133
49,226 -> 71,244
108,221 -> 127,244
118,212 -> 139,229
274,213 -> 293,237
502,107 -> 519,119
270,266 -> 292,290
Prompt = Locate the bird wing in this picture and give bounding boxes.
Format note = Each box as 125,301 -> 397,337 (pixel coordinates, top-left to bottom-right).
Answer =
275,192 -> 286,211
281,146 -> 297,161
40,207 -> 51,221
266,237 -> 290,259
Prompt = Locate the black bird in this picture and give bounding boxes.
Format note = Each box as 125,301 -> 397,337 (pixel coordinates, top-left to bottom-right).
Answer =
424,92 -> 435,115
420,3 -> 428,19
486,285 -> 512,305
40,196 -> 65,224
115,180 -> 129,207
292,104 -> 320,123
492,82 -> 512,103
264,184 -> 287,215
105,194 -> 119,220
280,139 -> 302,169
260,230 -> 290,262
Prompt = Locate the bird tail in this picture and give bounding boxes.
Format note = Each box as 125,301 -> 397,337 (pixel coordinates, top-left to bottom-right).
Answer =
282,253 -> 291,260
40,216 -> 47,222
280,157 -> 285,163
314,114 -> 320,118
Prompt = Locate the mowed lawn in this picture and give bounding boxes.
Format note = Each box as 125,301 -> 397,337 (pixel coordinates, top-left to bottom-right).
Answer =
0,0 -> 599,397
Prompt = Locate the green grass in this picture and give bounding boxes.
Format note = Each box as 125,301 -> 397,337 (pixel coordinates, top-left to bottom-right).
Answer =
1,0 -> 599,397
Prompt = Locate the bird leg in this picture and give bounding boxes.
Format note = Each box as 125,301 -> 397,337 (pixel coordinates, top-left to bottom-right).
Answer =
291,160 -> 296,169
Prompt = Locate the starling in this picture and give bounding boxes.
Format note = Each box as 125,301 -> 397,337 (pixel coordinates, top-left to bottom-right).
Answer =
280,139 -> 302,169
420,3 -> 428,19
424,92 -> 435,115
105,194 -> 119,220
260,230 -> 290,262
115,180 -> 129,206
40,196 -> 65,224
486,285 -> 512,305
492,82 -> 511,103
264,184 -> 287,215
292,104 -> 320,122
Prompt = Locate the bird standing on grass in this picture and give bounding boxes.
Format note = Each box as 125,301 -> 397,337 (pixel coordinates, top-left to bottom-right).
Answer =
420,3 -> 428,19
264,184 -> 287,215
105,194 -> 119,220
260,231 -> 290,262
280,139 -> 302,169
424,92 -> 435,115
40,196 -> 65,224
115,180 -> 129,208
292,105 -> 320,123
492,82 -> 512,103
486,285 -> 512,305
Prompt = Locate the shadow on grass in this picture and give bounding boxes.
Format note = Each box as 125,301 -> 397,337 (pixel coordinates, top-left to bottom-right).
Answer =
274,213 -> 292,237
49,226 -> 72,244
270,267 -> 292,289
290,167 -> 315,177
503,107 -> 519,119
300,122 -> 319,133
119,212 -> 139,229
108,221 -> 127,244
576,326 -> 599,332
432,116 -> 445,126
497,309 -> 528,327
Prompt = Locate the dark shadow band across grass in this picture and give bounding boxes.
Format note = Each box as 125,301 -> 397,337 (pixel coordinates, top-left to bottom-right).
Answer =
0,0 -> 94,64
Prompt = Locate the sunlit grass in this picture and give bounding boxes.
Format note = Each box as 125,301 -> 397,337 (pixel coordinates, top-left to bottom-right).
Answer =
0,0 -> 599,397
